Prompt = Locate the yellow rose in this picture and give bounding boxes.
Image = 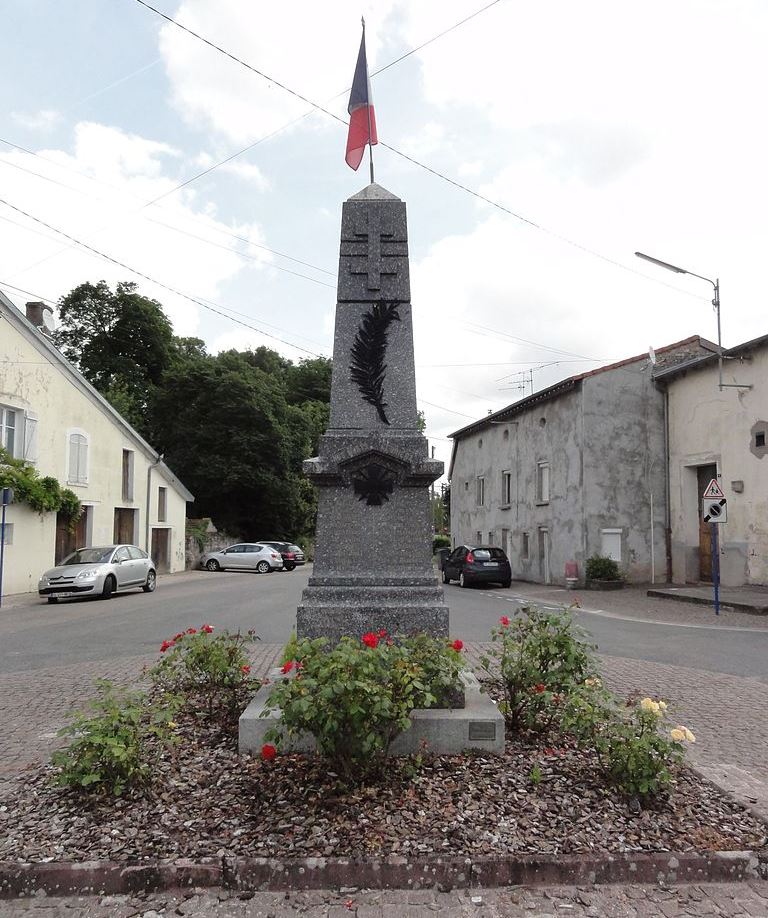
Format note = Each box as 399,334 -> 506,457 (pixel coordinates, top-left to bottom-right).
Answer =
584,677 -> 602,688
168,721 -> 178,729
670,728 -> 685,742
683,727 -> 696,743
640,698 -> 660,714
658,701 -> 668,713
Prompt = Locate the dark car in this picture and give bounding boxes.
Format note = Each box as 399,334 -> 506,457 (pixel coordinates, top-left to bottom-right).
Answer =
261,541 -> 306,571
441,545 -> 512,589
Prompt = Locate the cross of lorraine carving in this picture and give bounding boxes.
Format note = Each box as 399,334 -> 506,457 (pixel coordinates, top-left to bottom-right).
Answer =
347,210 -> 398,291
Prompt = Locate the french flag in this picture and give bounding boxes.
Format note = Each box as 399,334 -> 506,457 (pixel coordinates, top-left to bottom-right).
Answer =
345,27 -> 378,172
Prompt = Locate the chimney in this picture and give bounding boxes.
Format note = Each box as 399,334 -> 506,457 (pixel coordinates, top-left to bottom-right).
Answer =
25,301 -> 54,335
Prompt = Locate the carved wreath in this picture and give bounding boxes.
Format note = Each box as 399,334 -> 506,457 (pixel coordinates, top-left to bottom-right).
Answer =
351,463 -> 396,506
349,300 -> 401,424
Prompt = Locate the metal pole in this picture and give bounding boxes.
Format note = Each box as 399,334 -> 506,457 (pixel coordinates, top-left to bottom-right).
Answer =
650,490 -> 655,584
714,278 -> 723,390
712,522 -> 720,615
0,500 -> 6,609
361,17 -> 375,184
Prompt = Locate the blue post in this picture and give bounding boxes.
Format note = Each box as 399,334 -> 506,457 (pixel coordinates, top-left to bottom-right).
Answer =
711,522 -> 720,616
0,497 -> 6,610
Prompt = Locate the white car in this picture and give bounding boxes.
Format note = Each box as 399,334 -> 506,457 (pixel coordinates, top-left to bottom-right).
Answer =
200,543 -> 284,573
39,545 -> 157,603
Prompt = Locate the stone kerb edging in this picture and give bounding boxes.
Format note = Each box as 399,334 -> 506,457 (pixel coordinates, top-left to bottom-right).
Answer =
1,850 -> 766,898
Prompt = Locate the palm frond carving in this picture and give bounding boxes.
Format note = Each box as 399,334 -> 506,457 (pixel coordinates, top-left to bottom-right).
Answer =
349,300 -> 401,424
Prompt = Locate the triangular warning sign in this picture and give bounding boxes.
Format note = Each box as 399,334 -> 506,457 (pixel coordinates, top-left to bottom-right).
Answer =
702,478 -> 725,499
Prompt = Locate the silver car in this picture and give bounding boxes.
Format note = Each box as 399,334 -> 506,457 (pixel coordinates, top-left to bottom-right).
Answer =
200,543 -> 284,573
38,545 -> 157,603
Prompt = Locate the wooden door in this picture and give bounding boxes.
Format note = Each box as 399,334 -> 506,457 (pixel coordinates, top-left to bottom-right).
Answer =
151,528 -> 170,573
113,508 -> 136,545
696,464 -> 717,582
55,507 -> 88,563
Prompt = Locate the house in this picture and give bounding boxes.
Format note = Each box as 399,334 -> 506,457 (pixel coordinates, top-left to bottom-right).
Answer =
0,293 -> 193,595
654,333 -> 768,587
448,337 -> 717,586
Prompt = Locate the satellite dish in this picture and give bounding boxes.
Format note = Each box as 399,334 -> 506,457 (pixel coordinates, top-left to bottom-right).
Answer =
648,346 -> 657,365
42,308 -> 56,333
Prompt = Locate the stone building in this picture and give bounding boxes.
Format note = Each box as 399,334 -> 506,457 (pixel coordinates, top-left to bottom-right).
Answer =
448,337 -> 717,586
0,293 -> 193,595
655,333 -> 768,586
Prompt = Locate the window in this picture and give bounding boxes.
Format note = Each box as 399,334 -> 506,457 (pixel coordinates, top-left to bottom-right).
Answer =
522,532 -> 530,560
757,431 -> 766,448
127,546 -> 147,560
536,461 -> 550,503
488,531 -> 494,546
501,470 -> 512,506
475,531 -> 482,544
158,486 -> 167,522
122,450 -> 134,502
0,407 -> 17,456
464,481 -> 469,491
0,522 -> 13,545
600,529 -> 622,562
67,431 -> 89,485
476,476 -> 485,506
22,411 -> 38,463
113,547 -> 130,563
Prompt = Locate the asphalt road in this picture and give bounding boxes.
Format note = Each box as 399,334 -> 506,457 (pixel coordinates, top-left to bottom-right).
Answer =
3,566 -> 768,681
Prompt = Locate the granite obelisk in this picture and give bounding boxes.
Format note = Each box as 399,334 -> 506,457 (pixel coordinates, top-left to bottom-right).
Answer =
296,183 -> 448,643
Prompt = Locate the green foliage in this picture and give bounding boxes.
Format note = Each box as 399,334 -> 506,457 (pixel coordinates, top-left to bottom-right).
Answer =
264,632 -> 465,779
432,533 -> 451,552
585,555 -> 621,581
0,448 -> 81,522
562,687 -> 686,802
149,625 -> 259,724
479,606 -> 597,732
51,680 -> 178,797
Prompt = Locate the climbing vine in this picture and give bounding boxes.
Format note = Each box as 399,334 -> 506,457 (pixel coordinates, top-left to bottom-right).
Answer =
0,448 -> 82,521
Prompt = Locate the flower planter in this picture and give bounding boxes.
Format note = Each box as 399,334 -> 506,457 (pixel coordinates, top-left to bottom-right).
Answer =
585,579 -> 625,591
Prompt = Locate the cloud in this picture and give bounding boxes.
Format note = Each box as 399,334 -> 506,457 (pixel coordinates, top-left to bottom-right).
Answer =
194,151 -> 270,190
11,110 -> 63,132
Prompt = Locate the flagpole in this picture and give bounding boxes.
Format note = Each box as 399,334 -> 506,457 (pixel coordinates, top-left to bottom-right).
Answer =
362,17 -> 375,184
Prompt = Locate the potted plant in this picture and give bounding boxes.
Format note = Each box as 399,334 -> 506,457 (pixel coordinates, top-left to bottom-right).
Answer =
585,555 -> 624,590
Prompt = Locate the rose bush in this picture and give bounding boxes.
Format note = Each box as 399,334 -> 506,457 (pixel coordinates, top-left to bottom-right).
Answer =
263,631 -> 466,779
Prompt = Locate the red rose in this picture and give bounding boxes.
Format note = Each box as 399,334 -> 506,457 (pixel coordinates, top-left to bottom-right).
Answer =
378,629 -> 388,638
261,744 -> 277,762
362,632 -> 379,648
201,624 -> 214,634
186,627 -> 197,635
160,640 -> 172,653
533,683 -> 546,693
241,664 -> 251,675
281,660 -> 295,674
499,615 -> 510,627
451,639 -> 464,652
174,632 -> 184,642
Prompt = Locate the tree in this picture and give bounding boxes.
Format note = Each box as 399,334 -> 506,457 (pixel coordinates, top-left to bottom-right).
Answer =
53,281 -> 176,437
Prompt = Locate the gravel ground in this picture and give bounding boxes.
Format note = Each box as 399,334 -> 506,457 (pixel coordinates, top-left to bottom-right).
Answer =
1,704 -> 765,865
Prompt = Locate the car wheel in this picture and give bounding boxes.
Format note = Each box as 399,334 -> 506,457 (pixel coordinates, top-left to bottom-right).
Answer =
142,570 -> 157,593
205,559 -> 220,572
459,572 -> 469,588
442,569 -> 450,584
501,579 -> 512,589
102,575 -> 116,599
284,563 -> 296,571
257,560 -> 270,573
47,596 -> 58,604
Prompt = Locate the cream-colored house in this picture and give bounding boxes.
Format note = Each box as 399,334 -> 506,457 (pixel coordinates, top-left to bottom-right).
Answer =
0,293 -> 193,596
656,334 -> 768,586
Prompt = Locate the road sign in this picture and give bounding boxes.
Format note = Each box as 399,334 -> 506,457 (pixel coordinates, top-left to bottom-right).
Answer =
1,488 -> 13,506
703,498 -> 727,523
702,478 -> 725,499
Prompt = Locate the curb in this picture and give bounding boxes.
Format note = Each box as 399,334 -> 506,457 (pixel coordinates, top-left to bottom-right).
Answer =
646,589 -> 768,615
1,850 -> 765,898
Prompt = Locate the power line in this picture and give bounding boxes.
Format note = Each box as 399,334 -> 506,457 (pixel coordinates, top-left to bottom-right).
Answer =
0,197 -> 326,358
134,0 -> 708,303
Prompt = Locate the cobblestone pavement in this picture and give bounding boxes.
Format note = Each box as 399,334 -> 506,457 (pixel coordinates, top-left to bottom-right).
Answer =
3,881 -> 768,917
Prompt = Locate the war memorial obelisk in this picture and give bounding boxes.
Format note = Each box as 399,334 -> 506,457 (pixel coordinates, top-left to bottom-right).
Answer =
296,183 -> 448,643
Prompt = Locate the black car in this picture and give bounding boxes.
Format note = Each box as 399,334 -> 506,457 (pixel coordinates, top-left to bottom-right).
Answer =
261,541 -> 306,572
441,545 -> 512,589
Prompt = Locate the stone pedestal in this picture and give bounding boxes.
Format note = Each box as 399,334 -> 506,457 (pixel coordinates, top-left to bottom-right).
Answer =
296,183 -> 448,644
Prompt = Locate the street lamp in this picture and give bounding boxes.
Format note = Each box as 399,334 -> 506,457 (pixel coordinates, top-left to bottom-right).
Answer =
635,251 -> 751,391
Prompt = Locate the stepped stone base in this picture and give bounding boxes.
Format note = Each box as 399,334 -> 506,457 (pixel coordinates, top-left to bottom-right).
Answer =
239,671 -> 505,757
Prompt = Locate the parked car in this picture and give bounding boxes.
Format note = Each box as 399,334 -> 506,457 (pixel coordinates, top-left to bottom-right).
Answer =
200,543 -> 283,573
441,545 -> 512,589
38,545 -> 156,603
260,541 -> 306,571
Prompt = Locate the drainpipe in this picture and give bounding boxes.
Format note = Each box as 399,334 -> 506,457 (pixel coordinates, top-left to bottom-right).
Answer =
662,387 -> 672,583
145,454 -> 163,553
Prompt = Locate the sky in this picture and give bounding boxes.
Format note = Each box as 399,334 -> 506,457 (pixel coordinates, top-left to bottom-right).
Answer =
1,0 -> 767,476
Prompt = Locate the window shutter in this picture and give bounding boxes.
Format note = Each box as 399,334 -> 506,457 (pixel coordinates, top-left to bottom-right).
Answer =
78,436 -> 88,484
69,434 -> 79,481
23,412 -> 38,463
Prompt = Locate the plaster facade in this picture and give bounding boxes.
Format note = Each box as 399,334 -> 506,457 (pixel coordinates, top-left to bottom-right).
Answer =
0,294 -> 193,596
449,338 -> 715,586
661,336 -> 768,586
